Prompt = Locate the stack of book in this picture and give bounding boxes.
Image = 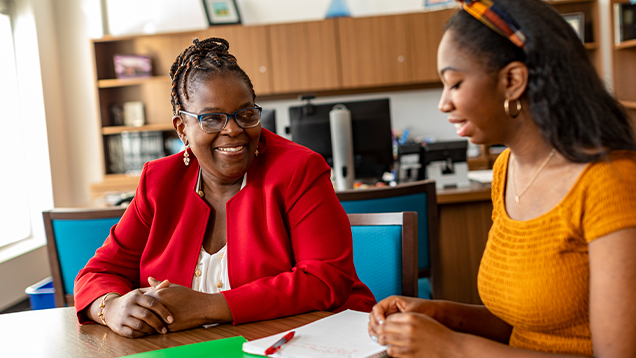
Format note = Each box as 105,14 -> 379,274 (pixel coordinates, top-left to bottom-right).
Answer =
107,131 -> 165,174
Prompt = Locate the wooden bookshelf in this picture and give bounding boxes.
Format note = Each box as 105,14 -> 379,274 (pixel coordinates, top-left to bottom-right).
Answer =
547,0 -> 602,75
611,1 -> 636,125
101,123 -> 175,135
616,38 -> 636,50
97,76 -> 170,89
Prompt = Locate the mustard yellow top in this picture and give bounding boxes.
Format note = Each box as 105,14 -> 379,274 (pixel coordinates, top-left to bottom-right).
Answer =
478,149 -> 636,355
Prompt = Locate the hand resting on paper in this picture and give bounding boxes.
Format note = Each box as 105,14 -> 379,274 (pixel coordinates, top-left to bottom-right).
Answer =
369,295 -> 440,329
143,276 -> 233,332
375,311 -> 458,358
369,296 -> 457,358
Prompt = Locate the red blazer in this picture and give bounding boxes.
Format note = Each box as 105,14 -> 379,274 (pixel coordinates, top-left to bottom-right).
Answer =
74,129 -> 375,324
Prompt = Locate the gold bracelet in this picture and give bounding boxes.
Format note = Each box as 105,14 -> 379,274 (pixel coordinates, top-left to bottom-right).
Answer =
97,292 -> 119,325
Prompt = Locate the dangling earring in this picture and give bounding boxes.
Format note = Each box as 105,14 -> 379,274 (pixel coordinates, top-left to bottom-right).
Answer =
504,98 -> 521,118
255,146 -> 259,158
183,146 -> 190,166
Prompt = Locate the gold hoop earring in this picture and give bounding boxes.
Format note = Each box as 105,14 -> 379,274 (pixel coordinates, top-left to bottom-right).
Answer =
504,98 -> 521,118
183,146 -> 190,166
255,146 -> 259,158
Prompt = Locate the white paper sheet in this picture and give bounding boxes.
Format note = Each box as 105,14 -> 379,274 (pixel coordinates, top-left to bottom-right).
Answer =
242,310 -> 387,358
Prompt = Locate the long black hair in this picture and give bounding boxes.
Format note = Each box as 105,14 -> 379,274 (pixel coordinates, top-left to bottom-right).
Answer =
446,0 -> 636,162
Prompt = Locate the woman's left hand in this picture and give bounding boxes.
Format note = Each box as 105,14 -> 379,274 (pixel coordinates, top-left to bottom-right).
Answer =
375,312 -> 460,358
143,280 -> 233,332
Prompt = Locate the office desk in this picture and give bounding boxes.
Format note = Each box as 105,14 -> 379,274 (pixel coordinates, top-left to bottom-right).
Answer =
436,183 -> 493,304
0,307 -> 330,358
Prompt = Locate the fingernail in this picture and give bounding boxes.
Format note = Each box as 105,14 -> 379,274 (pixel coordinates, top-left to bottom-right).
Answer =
378,320 -> 384,325
371,335 -> 378,342
161,328 -> 167,334
167,316 -> 174,324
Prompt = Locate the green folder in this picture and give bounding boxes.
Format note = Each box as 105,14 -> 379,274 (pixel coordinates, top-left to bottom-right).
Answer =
124,336 -> 257,357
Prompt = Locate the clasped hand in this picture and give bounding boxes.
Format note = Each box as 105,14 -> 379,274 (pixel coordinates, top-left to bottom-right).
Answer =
102,277 -> 211,338
368,296 -> 458,358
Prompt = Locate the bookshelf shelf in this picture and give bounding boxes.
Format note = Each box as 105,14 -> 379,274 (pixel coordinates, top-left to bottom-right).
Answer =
545,0 -> 595,4
97,76 -> 170,89
102,123 -> 175,135
620,101 -> 636,109
616,38 -> 636,50
584,42 -> 598,50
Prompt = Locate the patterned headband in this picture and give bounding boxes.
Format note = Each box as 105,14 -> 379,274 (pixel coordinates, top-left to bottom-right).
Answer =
458,0 -> 526,48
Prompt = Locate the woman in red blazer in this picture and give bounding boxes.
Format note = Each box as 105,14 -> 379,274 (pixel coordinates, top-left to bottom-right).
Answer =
74,37 -> 375,337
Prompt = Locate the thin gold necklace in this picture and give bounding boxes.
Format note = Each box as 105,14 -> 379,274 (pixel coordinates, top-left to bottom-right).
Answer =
511,149 -> 556,204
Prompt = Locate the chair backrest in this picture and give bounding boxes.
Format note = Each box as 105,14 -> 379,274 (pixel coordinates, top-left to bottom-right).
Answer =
337,180 -> 440,298
43,207 -> 126,307
348,212 -> 418,301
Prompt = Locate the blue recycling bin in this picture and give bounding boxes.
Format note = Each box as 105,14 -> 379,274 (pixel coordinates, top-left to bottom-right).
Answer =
25,277 -> 56,310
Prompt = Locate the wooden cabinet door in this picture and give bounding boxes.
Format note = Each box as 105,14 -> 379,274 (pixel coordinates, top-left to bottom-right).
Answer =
199,25 -> 273,95
338,15 -> 411,88
407,10 -> 456,83
268,19 -> 341,94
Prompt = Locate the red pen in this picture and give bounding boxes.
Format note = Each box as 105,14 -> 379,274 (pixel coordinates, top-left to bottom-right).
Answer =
264,331 -> 295,355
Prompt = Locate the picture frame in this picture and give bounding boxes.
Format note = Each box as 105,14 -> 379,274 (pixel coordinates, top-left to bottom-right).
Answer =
562,12 -> 585,42
202,0 -> 241,25
113,54 -> 152,79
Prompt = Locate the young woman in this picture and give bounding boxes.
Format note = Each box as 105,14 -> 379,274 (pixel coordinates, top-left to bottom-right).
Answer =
369,0 -> 636,357
74,37 -> 375,338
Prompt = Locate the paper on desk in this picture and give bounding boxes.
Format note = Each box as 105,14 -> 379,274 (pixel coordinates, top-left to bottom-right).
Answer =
242,310 -> 387,358
467,169 -> 493,184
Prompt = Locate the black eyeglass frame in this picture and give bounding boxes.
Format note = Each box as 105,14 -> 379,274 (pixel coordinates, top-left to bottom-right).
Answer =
179,105 -> 263,133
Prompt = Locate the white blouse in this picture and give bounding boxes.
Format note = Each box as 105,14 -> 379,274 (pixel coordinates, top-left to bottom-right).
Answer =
191,245 -> 231,293
190,169 -> 246,293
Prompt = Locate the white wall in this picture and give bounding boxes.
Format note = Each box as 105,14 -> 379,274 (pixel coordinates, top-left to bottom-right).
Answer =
49,0 -> 104,206
0,245 -> 49,310
104,0 -> 432,35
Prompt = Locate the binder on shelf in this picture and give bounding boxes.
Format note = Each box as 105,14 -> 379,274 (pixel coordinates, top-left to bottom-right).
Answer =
107,135 -> 125,174
614,3 -> 636,45
107,131 -> 165,174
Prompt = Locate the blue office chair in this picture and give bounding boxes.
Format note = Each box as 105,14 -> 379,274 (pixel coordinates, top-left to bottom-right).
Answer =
43,207 -> 126,307
348,212 -> 418,301
338,180 -> 440,299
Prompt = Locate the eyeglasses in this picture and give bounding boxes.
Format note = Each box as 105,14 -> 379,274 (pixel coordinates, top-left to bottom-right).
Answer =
180,105 -> 262,133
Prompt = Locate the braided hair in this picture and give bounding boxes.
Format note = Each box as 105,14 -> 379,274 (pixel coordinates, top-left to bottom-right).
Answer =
169,37 -> 255,115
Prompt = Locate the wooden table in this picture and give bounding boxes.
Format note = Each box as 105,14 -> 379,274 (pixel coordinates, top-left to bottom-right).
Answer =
0,307 -> 330,358
436,182 -> 493,304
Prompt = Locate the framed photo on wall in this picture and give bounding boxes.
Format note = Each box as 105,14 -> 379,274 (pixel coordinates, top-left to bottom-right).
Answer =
562,12 -> 585,42
202,0 -> 241,25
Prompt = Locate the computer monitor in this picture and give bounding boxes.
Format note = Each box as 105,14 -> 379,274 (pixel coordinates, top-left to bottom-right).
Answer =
289,98 -> 393,179
260,109 -> 276,133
